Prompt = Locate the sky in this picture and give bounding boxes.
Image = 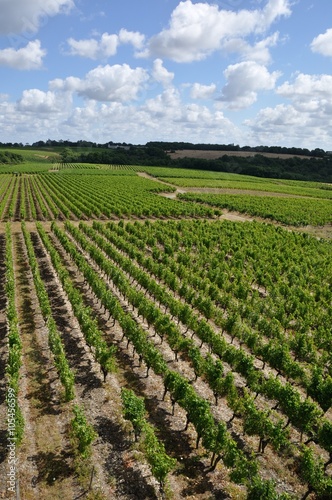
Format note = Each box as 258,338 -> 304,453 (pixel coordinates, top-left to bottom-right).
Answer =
0,0 -> 331,150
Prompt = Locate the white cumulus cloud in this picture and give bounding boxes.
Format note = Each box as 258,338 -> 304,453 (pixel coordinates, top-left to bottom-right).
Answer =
51,64 -> 149,102
245,72 -> 332,148
67,33 -> 118,59
220,61 -> 281,108
277,73 -> 332,100
245,103 -> 332,149
221,32 -> 280,65
17,89 -> 68,113
152,59 -> 174,87
190,83 -> 216,100
66,29 -> 145,59
0,40 -> 46,69
118,29 -> 145,50
311,28 -> 332,57
0,0 -> 74,35
147,0 -> 291,62
144,88 -> 182,119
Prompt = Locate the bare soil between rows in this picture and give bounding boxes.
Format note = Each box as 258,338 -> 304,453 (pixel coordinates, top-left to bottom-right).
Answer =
0,217 -> 329,499
59,222 -> 316,498
47,227 -> 233,499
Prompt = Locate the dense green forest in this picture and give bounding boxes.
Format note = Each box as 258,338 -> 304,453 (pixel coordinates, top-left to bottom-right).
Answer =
172,154 -> 332,182
1,140 -> 332,182
146,141 -> 327,158
62,145 -> 332,183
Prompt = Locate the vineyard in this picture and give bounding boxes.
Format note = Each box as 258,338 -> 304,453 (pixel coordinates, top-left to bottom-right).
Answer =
0,173 -> 216,221
0,163 -> 332,499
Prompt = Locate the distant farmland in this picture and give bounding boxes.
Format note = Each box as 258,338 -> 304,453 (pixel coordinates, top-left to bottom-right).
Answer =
167,149 -> 315,160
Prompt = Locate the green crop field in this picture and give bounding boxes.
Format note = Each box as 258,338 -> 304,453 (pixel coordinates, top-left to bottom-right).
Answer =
0,157 -> 331,499
178,192 -> 332,226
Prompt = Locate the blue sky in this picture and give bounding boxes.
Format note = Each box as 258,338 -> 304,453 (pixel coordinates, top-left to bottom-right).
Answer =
0,0 -> 331,149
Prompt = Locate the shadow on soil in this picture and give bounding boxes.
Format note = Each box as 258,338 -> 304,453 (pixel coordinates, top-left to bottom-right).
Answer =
0,429 -> 8,466
96,415 -> 158,500
115,348 -> 229,499
30,233 -> 103,394
14,235 -> 62,415
30,449 -> 74,487
38,231 -> 230,499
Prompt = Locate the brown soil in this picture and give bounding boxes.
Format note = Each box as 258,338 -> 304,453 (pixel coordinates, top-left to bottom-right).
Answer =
0,234 -> 8,497
64,222 -> 319,499
10,232 -> 77,500
32,229 -> 165,499
0,210 -> 329,499
167,150 -> 315,160
59,226 -> 241,499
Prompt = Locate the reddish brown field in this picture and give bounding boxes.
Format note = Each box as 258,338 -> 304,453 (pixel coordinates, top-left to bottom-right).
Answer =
168,149 -> 313,160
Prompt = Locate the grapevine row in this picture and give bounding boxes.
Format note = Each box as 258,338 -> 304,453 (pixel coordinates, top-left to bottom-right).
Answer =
51,221 -> 278,497
75,221 -> 294,455
104,219 -> 331,409
82,220 -> 332,495
88,221 -> 324,437
35,222 -> 116,382
21,222 -> 75,401
5,223 -> 24,444
121,388 -> 176,493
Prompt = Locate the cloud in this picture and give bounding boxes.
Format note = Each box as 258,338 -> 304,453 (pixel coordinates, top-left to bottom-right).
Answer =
311,28 -> 332,57
0,0 -> 74,35
118,29 -> 145,50
0,83 -> 245,145
0,40 -> 46,69
245,103 -> 332,148
67,33 -> 118,59
66,29 -> 145,59
17,89 -> 65,113
221,32 -> 280,64
220,61 -> 281,108
152,59 -> 174,87
261,0 -> 291,26
147,0 -> 291,62
277,73 -> 332,107
143,89 -> 182,121
56,97 -> 237,144
51,64 -> 149,102
245,72 -> 332,148
190,83 -> 216,100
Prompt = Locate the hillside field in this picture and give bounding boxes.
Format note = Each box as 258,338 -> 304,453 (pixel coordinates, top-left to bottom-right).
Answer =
0,157 -> 332,499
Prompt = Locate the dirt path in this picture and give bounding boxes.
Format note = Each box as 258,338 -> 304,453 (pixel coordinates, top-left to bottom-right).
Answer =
0,234 -> 8,498
137,171 -> 309,198
50,225 -> 237,498
136,172 -> 332,238
137,171 -> 185,195
11,231 -> 77,500
63,223 -> 307,499
33,229 -> 164,499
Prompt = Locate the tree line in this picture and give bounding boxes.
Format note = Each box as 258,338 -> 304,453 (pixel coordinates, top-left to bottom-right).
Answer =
1,139 -> 332,182
60,145 -> 332,183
